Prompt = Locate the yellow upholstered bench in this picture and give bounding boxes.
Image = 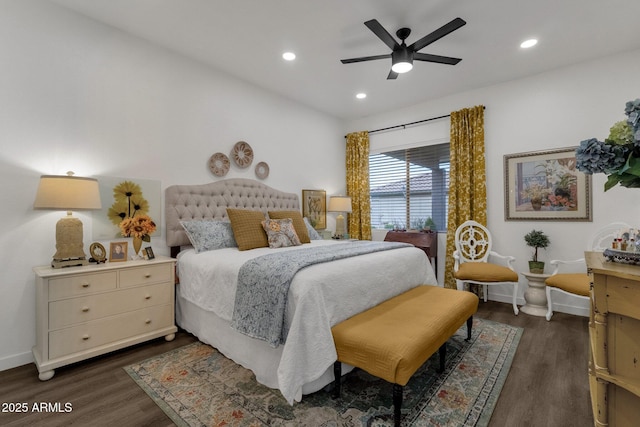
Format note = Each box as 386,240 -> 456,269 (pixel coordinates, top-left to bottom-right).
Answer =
331,285 -> 479,426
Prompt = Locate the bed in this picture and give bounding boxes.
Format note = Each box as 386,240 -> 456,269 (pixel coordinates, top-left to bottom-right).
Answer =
165,178 -> 437,404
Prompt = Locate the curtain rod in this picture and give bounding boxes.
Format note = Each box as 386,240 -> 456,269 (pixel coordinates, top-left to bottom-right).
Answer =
344,106 -> 485,138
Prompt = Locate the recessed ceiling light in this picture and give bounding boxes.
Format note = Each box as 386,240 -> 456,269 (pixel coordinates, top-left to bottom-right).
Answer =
520,39 -> 538,49
282,52 -> 296,61
356,93 -> 367,99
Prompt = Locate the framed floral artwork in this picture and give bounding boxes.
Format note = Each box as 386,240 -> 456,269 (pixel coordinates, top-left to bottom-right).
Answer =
302,189 -> 326,229
504,147 -> 592,221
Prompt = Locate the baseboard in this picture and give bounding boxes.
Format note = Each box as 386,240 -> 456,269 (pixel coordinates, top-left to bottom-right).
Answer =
488,293 -> 589,318
0,350 -> 34,372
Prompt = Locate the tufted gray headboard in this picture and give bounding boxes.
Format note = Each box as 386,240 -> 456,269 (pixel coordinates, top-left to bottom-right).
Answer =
165,178 -> 300,256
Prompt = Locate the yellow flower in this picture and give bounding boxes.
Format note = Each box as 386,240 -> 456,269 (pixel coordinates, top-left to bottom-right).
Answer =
108,200 -> 130,225
113,181 -> 143,201
119,214 -> 156,241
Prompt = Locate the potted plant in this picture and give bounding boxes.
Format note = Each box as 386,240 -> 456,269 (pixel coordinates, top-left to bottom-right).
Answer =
524,229 -> 550,273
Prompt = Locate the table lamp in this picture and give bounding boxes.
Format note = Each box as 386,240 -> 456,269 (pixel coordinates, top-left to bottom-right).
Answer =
328,196 -> 352,238
34,171 -> 102,268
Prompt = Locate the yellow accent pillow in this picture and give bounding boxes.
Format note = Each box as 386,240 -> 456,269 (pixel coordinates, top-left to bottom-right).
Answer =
226,208 -> 268,251
454,262 -> 518,282
268,210 -> 311,243
545,273 -> 590,296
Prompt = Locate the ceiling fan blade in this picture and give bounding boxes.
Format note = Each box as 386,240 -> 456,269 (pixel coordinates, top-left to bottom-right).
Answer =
341,54 -> 390,64
364,19 -> 399,50
414,52 -> 462,65
409,17 -> 466,52
387,69 -> 398,80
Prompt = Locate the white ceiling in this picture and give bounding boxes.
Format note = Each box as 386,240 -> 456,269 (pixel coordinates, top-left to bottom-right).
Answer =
50,0 -> 640,120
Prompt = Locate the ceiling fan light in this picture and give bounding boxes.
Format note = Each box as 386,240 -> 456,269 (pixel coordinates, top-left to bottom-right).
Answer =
391,48 -> 413,73
391,61 -> 413,73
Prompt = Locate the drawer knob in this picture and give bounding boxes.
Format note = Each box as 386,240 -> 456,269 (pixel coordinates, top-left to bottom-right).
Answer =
82,307 -> 90,312
144,273 -> 151,278
145,295 -> 151,300
82,335 -> 90,341
145,319 -> 151,324
82,283 -> 90,288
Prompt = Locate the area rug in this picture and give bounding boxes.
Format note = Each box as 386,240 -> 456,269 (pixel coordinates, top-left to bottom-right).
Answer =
125,318 -> 521,426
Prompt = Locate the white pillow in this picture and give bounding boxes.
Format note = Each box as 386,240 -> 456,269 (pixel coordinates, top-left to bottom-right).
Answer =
303,217 -> 322,240
180,220 -> 237,253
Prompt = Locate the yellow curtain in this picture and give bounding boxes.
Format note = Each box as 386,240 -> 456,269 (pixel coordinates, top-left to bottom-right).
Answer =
444,105 -> 487,289
345,131 -> 372,240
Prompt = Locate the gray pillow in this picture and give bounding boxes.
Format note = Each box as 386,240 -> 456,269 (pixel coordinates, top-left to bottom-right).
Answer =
180,220 -> 237,253
303,217 -> 322,240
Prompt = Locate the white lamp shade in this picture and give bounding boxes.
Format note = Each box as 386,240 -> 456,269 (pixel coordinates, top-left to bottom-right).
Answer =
34,174 -> 102,211
328,196 -> 352,213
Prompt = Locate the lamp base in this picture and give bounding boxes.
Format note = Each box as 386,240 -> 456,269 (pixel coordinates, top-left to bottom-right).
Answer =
52,258 -> 89,269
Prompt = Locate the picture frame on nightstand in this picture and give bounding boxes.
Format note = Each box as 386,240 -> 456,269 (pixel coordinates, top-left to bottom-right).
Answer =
144,247 -> 155,260
109,241 -> 128,262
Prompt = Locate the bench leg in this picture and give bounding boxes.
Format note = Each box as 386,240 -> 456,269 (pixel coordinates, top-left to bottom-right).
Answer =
466,315 -> 473,341
393,383 -> 403,427
332,361 -> 341,399
438,343 -> 446,373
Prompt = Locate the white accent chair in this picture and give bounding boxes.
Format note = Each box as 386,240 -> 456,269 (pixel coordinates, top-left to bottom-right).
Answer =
453,220 -> 519,315
545,222 -> 630,321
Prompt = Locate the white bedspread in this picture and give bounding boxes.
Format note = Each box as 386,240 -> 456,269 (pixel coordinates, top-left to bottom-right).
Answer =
177,239 -> 436,404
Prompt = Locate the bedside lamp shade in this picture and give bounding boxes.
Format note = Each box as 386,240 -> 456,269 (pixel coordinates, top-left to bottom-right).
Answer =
328,196 -> 352,238
34,172 -> 102,268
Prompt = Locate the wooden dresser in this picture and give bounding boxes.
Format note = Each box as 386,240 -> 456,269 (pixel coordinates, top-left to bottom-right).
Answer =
32,256 -> 177,380
585,251 -> 640,426
384,230 -> 438,276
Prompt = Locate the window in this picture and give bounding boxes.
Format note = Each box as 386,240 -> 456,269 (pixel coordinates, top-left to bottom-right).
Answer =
369,143 -> 449,231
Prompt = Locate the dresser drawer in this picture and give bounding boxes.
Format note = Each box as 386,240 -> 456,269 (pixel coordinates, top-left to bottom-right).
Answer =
48,272 -> 118,300
48,304 -> 174,359
49,283 -> 173,329
119,263 -> 172,288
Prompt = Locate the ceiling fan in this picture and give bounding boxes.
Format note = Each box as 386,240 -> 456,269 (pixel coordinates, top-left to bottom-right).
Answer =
341,17 -> 466,79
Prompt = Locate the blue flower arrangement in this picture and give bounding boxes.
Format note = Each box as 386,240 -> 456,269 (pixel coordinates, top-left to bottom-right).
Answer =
576,99 -> 640,191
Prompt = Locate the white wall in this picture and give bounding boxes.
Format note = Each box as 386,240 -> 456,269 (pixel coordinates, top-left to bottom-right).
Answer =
347,47 -> 640,313
0,1 -> 345,371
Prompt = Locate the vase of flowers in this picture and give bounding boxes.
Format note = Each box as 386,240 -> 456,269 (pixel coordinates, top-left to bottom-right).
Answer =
108,181 -> 156,257
576,99 -> 640,190
524,229 -> 550,273
119,215 -> 156,255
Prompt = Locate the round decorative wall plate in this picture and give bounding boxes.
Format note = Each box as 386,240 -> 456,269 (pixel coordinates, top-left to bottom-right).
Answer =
231,141 -> 254,168
255,161 -> 270,179
209,152 -> 230,177
89,242 -> 106,263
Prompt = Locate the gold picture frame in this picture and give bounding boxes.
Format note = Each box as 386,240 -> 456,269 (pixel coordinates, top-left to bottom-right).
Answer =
302,189 -> 326,229
504,147 -> 592,221
89,242 -> 107,263
109,241 -> 128,262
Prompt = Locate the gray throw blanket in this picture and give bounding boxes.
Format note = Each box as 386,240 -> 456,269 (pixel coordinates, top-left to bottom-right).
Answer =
231,241 -> 412,347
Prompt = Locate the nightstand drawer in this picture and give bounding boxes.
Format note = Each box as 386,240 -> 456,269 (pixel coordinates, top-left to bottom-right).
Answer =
119,263 -> 172,288
48,304 -> 174,359
49,283 -> 173,329
49,271 -> 118,300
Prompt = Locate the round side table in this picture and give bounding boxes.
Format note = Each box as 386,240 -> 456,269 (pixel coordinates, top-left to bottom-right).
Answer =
520,271 -> 551,317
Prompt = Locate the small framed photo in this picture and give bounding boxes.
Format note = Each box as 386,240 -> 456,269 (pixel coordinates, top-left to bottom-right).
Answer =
302,189 -> 326,229
109,241 -> 128,262
144,247 -> 155,260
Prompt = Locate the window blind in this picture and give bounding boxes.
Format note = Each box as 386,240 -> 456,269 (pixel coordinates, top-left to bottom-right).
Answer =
369,143 -> 449,231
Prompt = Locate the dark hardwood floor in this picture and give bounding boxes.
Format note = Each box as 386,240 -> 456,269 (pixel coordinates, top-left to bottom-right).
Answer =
0,301 -> 591,427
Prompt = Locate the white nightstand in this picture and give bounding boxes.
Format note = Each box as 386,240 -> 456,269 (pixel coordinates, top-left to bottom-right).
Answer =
32,256 -> 177,380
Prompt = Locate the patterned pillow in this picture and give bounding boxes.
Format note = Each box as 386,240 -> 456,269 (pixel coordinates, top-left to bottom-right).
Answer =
180,220 -> 237,253
262,218 -> 302,248
267,210 -> 310,243
303,217 -> 322,240
226,208 -> 269,251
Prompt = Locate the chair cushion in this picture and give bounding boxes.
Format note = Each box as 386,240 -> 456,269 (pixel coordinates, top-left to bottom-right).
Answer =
454,262 -> 518,282
545,273 -> 590,296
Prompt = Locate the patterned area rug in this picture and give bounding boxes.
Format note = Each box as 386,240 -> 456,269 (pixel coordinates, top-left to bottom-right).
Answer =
125,318 -> 521,426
